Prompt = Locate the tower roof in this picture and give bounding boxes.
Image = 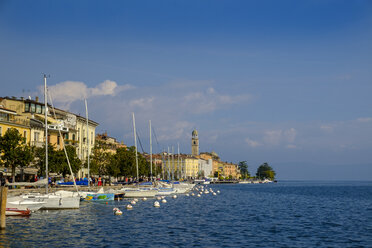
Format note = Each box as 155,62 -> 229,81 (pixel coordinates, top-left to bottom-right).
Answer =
192,129 -> 198,136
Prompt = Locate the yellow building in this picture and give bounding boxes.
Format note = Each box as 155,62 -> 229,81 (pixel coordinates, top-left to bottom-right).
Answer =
0,105 -> 31,143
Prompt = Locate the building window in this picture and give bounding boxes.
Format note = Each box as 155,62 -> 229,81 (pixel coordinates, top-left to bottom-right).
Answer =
36,104 -> 42,114
24,131 -> 27,138
0,126 -> 2,136
25,103 -> 30,112
57,135 -> 60,145
30,103 -> 36,113
34,132 -> 39,141
72,134 -> 76,141
91,132 -> 93,145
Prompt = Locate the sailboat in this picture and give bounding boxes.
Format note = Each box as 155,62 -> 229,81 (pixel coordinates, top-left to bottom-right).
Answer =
20,75 -> 80,209
120,113 -> 157,198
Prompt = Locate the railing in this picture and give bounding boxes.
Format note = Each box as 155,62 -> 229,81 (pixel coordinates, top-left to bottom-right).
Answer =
0,117 -> 30,126
31,141 -> 44,147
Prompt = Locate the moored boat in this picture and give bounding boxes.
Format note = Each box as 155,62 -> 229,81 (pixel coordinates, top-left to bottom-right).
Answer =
5,207 -> 31,216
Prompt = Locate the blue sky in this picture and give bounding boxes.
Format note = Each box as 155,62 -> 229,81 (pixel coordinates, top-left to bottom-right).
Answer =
1,0 -> 371,180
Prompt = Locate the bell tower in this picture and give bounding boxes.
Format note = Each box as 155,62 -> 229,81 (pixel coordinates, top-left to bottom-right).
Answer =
191,129 -> 199,156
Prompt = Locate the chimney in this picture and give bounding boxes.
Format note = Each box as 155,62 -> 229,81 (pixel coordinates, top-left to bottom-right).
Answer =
35,96 -> 39,102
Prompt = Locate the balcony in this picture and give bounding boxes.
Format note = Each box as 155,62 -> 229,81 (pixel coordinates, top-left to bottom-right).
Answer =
31,141 -> 44,148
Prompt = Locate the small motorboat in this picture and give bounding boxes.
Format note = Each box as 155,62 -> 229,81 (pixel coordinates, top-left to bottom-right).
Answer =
6,208 -> 31,216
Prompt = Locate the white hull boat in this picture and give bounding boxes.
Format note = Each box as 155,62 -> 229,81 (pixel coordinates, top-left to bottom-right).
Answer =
121,188 -> 157,198
7,196 -> 45,211
20,193 -> 80,209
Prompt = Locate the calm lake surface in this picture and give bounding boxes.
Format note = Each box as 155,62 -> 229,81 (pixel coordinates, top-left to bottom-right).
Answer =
1,181 -> 372,247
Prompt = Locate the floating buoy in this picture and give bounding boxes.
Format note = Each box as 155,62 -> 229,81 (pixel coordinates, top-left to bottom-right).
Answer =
113,207 -> 119,212
134,198 -> 139,202
131,200 -> 136,205
213,192 -> 217,196
154,201 -> 160,207
162,199 -> 167,203
172,195 -> 177,199
157,196 -> 162,200
191,193 -> 195,196
197,194 -> 201,197
143,197 -> 147,201
114,208 -> 123,215
161,196 -> 165,199
106,202 -> 108,204
126,204 -> 133,210
217,190 -> 220,194
186,194 -> 190,197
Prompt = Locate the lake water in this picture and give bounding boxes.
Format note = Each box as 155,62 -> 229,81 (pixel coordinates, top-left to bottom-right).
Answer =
1,181 -> 372,247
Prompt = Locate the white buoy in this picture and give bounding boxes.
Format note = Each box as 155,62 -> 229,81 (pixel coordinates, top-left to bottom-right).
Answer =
186,194 -> 190,197
172,195 -> 177,199
126,204 -> 133,210
197,194 -> 201,197
114,208 -> 123,215
161,196 -> 165,199
131,200 -> 136,205
154,201 -> 160,207
191,193 -> 195,196
157,196 -> 162,200
213,192 -> 217,196
162,199 -> 167,203
217,190 -> 220,194
143,197 -> 147,201
113,207 -> 119,212
134,198 -> 139,202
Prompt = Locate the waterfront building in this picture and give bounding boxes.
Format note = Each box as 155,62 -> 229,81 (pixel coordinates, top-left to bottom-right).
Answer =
198,157 -> 213,178
0,96 -> 99,179
184,156 -> 199,179
95,132 -> 126,154
0,105 -> 30,142
76,115 -> 99,178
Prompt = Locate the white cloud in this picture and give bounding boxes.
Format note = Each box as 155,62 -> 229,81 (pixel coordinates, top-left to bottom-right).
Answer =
286,144 -> 297,149
245,137 -> 261,147
129,97 -> 155,108
47,80 -> 133,109
182,88 -> 252,114
356,117 -> 372,123
263,130 -> 282,145
156,121 -> 194,141
284,128 -> 297,143
320,125 -> 334,132
262,128 -> 297,146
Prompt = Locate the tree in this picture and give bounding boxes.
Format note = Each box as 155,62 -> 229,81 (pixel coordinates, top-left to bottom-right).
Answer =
35,144 -> 81,178
256,162 -> 276,180
90,141 -> 112,176
112,146 -> 150,180
0,128 -> 34,183
56,145 -> 81,177
238,161 -> 250,179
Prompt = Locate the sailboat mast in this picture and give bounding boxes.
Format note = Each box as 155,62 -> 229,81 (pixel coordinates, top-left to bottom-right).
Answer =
177,143 -> 180,180
172,146 -> 174,181
44,74 -> 48,194
132,113 -> 139,182
85,99 -> 90,188
167,146 -> 170,180
149,120 -> 152,182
